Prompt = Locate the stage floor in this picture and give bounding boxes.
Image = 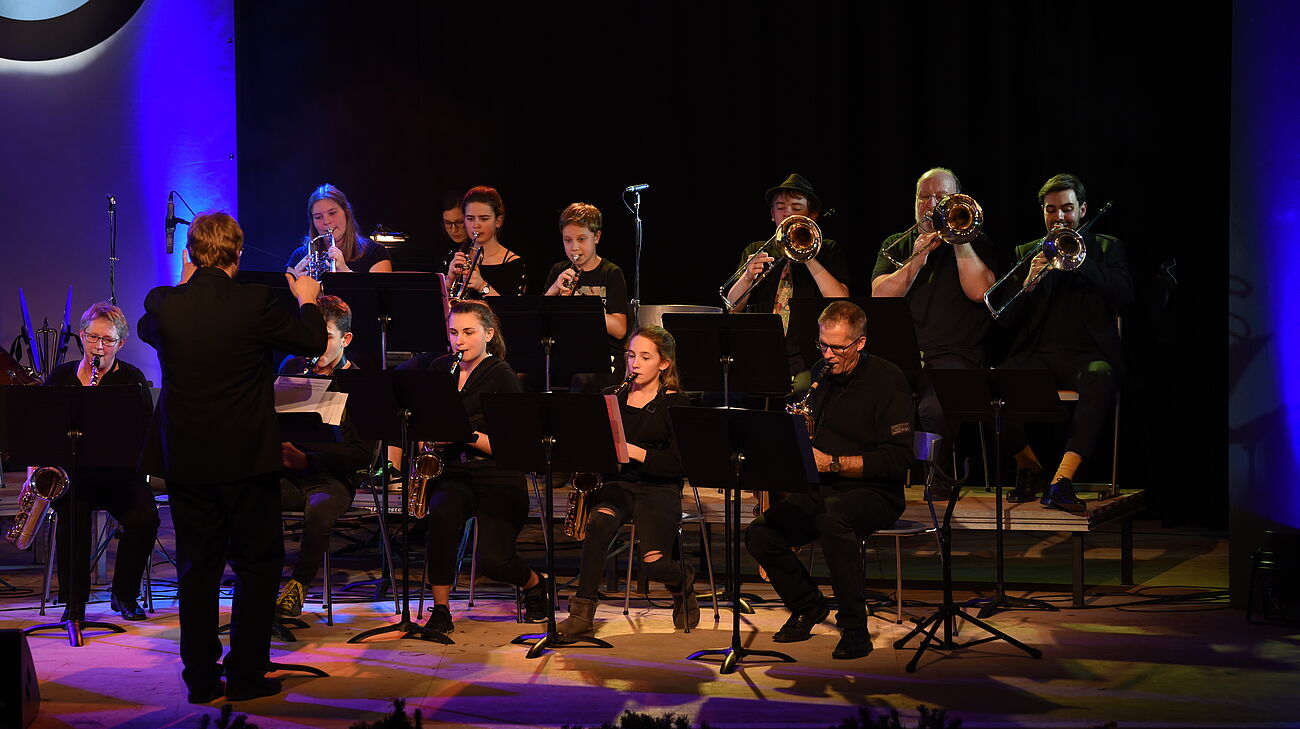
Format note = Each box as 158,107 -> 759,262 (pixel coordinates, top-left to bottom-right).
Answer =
0,508 -> 1293,729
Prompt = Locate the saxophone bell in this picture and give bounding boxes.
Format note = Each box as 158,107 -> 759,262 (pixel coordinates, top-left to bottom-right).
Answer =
5,466 -> 69,550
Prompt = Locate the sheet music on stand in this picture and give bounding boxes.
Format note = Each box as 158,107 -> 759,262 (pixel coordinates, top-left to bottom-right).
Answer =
274,375 -> 348,426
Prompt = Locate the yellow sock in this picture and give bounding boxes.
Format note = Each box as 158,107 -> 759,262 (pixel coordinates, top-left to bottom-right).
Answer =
1053,452 -> 1083,483
1013,446 -> 1041,471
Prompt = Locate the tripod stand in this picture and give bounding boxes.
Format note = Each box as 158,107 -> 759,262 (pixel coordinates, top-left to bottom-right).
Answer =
893,431 -> 1042,672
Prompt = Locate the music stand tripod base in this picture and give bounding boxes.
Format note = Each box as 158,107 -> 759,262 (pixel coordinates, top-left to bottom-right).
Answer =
24,618 -> 125,648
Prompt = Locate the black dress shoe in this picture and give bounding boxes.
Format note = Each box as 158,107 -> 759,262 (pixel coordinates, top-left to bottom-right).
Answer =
111,593 -> 147,621
832,628 -> 873,659
520,574 -> 551,623
1007,468 -> 1048,503
772,600 -> 830,643
425,604 -> 454,634
1041,477 -> 1087,513
59,605 -> 86,623
186,679 -> 225,704
226,677 -> 282,701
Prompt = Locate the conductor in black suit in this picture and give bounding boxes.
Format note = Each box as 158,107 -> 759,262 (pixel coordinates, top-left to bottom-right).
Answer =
138,212 -> 326,703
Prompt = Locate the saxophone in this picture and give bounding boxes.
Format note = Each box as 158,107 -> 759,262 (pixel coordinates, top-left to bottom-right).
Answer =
756,366 -> 830,516
407,351 -> 463,518
89,354 -> 102,385
5,466 -> 69,550
563,372 -> 636,539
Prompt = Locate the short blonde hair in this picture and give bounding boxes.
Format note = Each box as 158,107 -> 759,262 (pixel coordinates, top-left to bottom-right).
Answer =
187,212 -> 243,268
79,301 -> 128,341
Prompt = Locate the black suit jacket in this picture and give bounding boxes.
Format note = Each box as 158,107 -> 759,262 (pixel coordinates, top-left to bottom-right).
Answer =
137,267 -> 327,484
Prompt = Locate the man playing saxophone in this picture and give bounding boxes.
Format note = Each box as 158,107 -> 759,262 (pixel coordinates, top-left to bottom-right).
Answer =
554,326 -> 695,641
745,302 -> 914,660
40,302 -> 158,623
273,295 -> 374,618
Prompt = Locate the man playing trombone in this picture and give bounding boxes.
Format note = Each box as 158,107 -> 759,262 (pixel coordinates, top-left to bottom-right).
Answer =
724,173 -> 849,377
871,168 -> 998,470
996,173 -> 1132,510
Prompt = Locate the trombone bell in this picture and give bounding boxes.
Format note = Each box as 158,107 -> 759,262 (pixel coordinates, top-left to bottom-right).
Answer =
880,193 -> 984,269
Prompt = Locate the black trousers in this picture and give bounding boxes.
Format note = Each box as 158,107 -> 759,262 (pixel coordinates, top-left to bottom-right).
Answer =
745,485 -> 903,632
424,463 -> 532,588
168,473 -> 283,688
998,349 -> 1119,463
279,474 -> 354,586
574,480 -> 685,600
51,468 -> 159,606
914,352 -> 981,467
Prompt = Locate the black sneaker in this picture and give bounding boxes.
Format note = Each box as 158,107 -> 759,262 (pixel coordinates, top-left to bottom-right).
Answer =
772,599 -> 830,643
1041,477 -> 1086,513
520,575 -> 551,623
832,628 -> 873,659
226,677 -> 283,702
425,604 -> 454,634
1007,468 -> 1048,503
111,593 -> 147,621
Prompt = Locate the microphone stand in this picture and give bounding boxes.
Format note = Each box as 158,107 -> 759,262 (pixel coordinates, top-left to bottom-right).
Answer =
622,186 -> 646,326
106,195 -> 118,305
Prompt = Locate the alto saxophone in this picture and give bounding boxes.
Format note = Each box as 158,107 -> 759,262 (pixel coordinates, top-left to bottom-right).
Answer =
563,372 -> 636,539
5,466 -> 69,550
408,351 -> 463,518
756,366 -> 830,516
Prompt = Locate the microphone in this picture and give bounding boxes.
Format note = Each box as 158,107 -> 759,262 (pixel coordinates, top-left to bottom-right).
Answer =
165,191 -> 191,255
106,194 -> 116,212
624,183 -> 650,193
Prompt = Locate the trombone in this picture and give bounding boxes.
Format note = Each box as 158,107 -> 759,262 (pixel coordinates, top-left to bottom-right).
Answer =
982,201 -> 1113,319
879,193 -> 984,269
719,214 -> 822,310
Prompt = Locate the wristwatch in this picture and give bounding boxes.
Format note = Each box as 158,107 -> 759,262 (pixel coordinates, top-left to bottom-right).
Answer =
829,455 -> 842,473
482,283 -> 491,296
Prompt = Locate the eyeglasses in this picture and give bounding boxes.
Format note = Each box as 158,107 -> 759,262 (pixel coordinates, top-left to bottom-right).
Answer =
443,219 -> 465,229
814,337 -> 862,355
82,333 -> 121,346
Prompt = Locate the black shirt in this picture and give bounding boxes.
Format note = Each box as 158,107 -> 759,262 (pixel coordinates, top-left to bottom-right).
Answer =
277,356 -> 374,485
604,387 -> 692,487
45,358 -> 147,388
286,237 -> 392,273
871,231 -> 997,366
543,258 -> 630,360
397,353 -> 522,438
479,256 -> 527,297
736,237 -> 849,374
809,355 -> 914,496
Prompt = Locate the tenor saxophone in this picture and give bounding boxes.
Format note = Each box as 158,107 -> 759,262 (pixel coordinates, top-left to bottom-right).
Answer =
562,372 -> 636,539
5,466 -> 69,550
408,351 -> 463,518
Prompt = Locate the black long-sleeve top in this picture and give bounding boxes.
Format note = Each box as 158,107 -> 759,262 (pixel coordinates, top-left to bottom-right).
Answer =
277,356 -> 374,485
808,354 -> 915,496
604,387 -> 692,487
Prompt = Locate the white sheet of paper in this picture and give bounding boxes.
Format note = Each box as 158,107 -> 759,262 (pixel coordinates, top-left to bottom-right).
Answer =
274,376 -> 348,426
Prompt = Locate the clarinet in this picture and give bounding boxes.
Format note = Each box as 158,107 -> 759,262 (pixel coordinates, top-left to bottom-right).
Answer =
613,370 -> 636,396
449,350 -> 464,374
89,354 -> 102,386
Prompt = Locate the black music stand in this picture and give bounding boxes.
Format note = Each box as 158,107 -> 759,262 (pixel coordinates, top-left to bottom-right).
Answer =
671,406 -> 817,674
787,297 -> 922,388
482,392 -> 623,657
929,368 -> 1065,617
893,432 -> 1042,671
490,297 -> 607,392
2,384 -> 150,646
320,272 -> 449,367
335,369 -> 472,644
664,313 -> 789,612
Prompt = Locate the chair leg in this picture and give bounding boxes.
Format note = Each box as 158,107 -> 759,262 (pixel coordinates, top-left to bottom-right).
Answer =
1108,393 -> 1121,499
693,521 -> 720,621
893,536 -> 904,624
325,533 -> 333,626
469,520 -> 479,608
623,524 -> 637,616
41,513 -> 57,616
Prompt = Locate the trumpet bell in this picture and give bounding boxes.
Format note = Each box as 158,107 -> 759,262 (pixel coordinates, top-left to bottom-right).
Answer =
775,214 -> 822,262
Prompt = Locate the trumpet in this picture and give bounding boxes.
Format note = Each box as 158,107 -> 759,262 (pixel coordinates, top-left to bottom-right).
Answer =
559,253 -> 581,294
879,193 -> 984,269
304,228 -> 337,281
562,371 -> 636,539
983,201 -> 1112,319
719,214 -> 822,310
448,232 -> 483,301
5,466 -> 69,550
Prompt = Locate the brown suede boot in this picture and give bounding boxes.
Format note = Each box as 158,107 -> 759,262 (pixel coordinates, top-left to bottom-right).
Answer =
556,596 -> 598,639
669,566 -> 700,630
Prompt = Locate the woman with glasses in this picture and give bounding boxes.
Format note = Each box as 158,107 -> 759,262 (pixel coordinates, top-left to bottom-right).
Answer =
555,325 -> 696,641
286,183 -> 394,276
41,302 -> 159,623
